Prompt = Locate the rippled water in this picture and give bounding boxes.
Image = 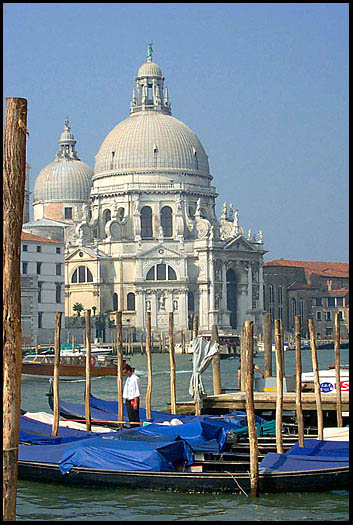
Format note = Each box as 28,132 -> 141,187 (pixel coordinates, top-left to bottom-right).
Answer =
17,349 -> 349,521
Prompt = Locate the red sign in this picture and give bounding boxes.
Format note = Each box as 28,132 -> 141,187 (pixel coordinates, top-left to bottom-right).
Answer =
339,380 -> 349,392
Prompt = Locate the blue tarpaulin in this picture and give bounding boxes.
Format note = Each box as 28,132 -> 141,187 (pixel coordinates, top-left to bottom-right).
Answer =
19,415 -> 117,445
58,435 -> 194,474
89,394 -> 198,423
259,439 -> 349,473
112,418 -> 228,453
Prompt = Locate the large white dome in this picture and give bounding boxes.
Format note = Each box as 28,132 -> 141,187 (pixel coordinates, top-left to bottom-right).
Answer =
94,111 -> 210,177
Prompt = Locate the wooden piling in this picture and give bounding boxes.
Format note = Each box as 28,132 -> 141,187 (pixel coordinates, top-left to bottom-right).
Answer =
3,96 -> 28,522
211,324 -> 222,395
193,316 -> 201,415
274,319 -> 284,453
240,324 -> 247,391
52,312 -> 62,437
140,332 -> 144,354
295,315 -> 304,447
308,318 -> 323,441
85,309 -> 92,431
263,312 -> 272,377
145,312 -> 152,420
244,320 -> 259,498
169,312 -> 176,414
334,313 -> 343,427
115,311 -> 123,429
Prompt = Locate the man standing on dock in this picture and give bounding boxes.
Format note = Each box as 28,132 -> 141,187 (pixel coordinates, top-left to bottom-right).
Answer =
123,364 -> 141,425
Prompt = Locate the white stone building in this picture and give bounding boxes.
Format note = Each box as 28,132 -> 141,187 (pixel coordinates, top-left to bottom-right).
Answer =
21,231 -> 65,345
31,47 -> 266,337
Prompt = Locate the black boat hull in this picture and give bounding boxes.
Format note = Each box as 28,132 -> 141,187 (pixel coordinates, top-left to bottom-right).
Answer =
18,461 -> 349,494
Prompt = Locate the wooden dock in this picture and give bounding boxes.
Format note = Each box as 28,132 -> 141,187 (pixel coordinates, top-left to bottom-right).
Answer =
169,391 -> 349,417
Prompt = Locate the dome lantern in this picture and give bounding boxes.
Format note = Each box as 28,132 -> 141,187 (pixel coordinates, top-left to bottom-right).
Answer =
56,118 -> 79,160
130,44 -> 171,116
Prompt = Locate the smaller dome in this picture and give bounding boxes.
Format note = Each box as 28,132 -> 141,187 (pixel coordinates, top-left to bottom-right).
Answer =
33,119 -> 93,204
33,159 -> 93,203
137,61 -> 162,78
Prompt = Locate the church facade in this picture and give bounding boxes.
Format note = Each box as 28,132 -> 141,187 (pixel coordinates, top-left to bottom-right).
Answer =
29,47 -> 266,336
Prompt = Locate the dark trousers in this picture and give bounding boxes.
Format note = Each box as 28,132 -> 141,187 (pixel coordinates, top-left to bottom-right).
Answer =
125,400 -> 140,423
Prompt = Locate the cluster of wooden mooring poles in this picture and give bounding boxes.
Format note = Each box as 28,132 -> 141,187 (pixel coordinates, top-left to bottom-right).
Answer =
48,308 -> 345,498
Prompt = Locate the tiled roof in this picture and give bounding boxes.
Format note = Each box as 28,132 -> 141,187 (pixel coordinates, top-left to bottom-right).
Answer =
263,259 -> 349,278
21,231 -> 63,244
287,281 -> 318,290
325,288 -> 349,297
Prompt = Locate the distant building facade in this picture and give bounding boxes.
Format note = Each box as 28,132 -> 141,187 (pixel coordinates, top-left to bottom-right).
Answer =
21,231 -> 65,345
263,259 -> 349,338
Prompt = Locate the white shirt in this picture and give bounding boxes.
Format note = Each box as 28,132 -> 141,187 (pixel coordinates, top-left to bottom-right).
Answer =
123,373 -> 141,401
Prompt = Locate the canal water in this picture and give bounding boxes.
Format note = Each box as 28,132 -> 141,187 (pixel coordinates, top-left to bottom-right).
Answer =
17,348 -> 349,521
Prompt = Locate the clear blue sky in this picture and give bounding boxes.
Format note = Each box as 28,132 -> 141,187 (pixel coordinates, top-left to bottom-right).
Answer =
4,3 -> 349,263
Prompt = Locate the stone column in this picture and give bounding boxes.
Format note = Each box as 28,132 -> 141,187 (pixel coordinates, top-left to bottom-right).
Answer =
135,290 -> 144,329
248,264 -> 253,312
208,255 -> 216,326
259,264 -> 264,311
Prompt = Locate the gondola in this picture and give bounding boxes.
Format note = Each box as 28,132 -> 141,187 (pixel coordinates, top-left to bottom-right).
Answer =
18,409 -> 349,494
18,438 -> 349,494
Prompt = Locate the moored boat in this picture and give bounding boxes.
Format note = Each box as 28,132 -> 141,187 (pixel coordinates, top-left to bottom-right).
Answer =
22,353 -> 121,379
17,415 -> 349,494
302,365 -> 349,393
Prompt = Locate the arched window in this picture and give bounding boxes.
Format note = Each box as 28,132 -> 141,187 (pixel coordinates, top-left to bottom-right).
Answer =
112,293 -> 118,311
127,292 -> 135,311
103,209 -> 111,225
226,269 -> 237,329
161,206 -> 173,237
145,264 -> 177,281
141,206 -> 153,238
71,266 -> 93,283
268,285 -> 274,303
291,298 -> 297,326
188,291 -> 194,312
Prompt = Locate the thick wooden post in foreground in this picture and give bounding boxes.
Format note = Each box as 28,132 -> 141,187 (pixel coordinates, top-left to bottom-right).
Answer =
263,312 -> 272,377
295,315 -> 304,447
211,325 -> 222,395
244,320 -> 259,498
334,313 -> 343,427
116,312 -> 124,429
308,318 -> 323,441
145,312 -> 152,420
3,97 -> 28,521
85,310 -> 92,431
274,319 -> 284,453
169,312 -> 177,414
52,312 -> 62,437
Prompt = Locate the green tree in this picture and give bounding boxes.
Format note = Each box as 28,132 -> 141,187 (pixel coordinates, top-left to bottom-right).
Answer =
73,302 -> 84,317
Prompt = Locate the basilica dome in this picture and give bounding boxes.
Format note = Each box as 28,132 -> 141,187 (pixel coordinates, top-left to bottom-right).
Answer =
94,112 -> 210,176
33,120 -> 93,204
94,50 -> 210,179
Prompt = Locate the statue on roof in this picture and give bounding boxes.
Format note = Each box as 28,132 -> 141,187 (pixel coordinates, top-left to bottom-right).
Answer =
147,43 -> 153,61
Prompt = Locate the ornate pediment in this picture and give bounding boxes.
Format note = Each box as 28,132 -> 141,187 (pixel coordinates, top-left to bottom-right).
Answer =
65,245 -> 110,262
223,235 -> 259,252
138,243 -> 185,261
